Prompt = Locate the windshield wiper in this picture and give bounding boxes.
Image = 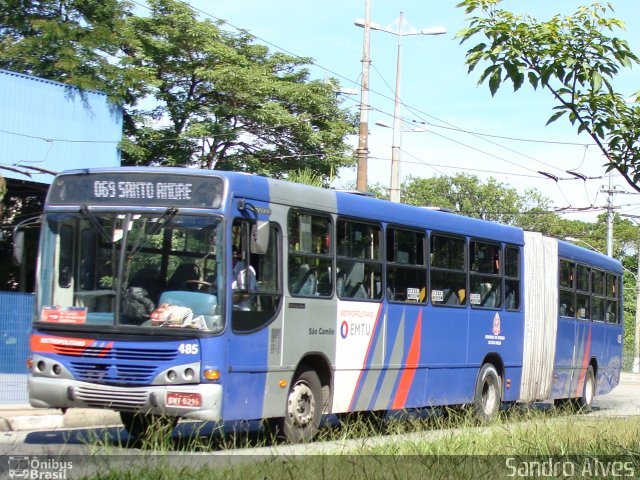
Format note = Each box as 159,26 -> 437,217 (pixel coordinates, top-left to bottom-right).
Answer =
80,205 -> 111,243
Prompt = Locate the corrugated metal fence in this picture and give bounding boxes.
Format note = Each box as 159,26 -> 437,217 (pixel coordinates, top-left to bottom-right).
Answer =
0,292 -> 33,404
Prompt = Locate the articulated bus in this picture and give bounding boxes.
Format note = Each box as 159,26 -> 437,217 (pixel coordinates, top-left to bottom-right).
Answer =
28,168 -> 623,442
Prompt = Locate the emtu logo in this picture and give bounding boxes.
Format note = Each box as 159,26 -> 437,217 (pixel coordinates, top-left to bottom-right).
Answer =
340,321 -> 349,339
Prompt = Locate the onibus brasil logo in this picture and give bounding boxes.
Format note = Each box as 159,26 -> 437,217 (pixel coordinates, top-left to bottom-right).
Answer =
8,456 -> 73,479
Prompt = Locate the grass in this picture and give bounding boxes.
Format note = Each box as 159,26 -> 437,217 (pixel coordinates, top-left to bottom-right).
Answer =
76,406 -> 640,479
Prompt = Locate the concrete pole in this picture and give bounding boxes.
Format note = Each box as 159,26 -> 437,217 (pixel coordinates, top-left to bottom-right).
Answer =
389,12 -> 404,204
356,0 -> 371,193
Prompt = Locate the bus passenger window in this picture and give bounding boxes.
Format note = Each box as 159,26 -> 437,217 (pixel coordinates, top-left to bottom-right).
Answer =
591,269 -> 605,322
336,218 -> 382,301
606,273 -> 619,324
386,227 -> 427,303
469,241 -> 502,309
288,210 -> 332,298
430,234 -> 466,307
559,259 -> 575,318
504,245 -> 520,311
576,264 -> 590,320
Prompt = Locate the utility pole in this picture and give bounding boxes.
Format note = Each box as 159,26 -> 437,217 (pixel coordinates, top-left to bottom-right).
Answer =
602,173 -> 626,257
355,0 -> 371,193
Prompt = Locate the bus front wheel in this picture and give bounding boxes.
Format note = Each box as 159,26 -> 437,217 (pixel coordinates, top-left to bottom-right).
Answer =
277,367 -> 323,443
472,363 -> 502,422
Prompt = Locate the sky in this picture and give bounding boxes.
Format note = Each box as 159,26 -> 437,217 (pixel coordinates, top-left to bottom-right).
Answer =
184,0 -> 640,225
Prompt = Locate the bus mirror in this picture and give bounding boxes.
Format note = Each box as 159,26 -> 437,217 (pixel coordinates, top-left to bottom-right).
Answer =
251,221 -> 270,254
13,230 -> 24,266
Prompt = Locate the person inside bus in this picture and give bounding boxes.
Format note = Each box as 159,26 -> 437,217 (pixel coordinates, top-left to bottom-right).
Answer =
232,247 -> 256,310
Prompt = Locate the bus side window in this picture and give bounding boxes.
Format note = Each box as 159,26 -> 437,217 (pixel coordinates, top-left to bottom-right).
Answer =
504,245 -> 520,311
336,218 -> 382,301
287,210 -> 332,298
559,259 -> 575,318
386,227 -> 427,303
233,220 -> 282,333
430,234 -> 466,307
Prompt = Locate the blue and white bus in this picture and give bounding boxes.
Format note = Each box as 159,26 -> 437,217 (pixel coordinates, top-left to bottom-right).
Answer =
28,168 -> 623,442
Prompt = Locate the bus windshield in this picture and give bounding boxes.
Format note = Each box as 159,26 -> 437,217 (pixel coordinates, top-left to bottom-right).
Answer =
37,210 -> 224,333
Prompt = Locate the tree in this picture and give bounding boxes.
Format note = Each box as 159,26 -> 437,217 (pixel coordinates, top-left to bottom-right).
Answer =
119,0 -> 356,180
456,1 -> 640,192
0,0 -> 356,182
401,173 -> 560,230
0,0 -> 135,97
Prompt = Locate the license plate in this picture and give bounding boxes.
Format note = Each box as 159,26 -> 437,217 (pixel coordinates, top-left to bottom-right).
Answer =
166,392 -> 202,408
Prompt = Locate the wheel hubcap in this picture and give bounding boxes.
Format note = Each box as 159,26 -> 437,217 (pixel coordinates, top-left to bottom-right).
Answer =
482,379 -> 497,414
288,382 -> 315,427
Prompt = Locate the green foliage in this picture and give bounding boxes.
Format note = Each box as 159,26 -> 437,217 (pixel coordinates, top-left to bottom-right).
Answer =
456,1 -> 640,193
401,173 -> 561,231
0,0 -> 356,183
0,0 -> 137,99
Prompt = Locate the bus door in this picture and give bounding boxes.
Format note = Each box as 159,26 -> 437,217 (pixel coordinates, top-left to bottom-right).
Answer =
281,210 -> 336,394
224,217 -> 283,420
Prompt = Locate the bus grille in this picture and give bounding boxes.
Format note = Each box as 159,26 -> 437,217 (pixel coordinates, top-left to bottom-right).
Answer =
74,385 -> 148,410
69,362 -> 156,385
48,344 -> 180,386
50,344 -> 178,361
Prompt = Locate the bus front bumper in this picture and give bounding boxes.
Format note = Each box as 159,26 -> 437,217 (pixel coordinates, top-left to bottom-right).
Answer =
28,376 -> 222,421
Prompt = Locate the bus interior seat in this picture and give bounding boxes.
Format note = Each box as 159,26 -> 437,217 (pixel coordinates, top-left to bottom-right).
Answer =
504,287 -> 516,310
480,283 -> 497,308
443,289 -> 460,305
129,267 -> 161,304
297,272 -> 317,296
290,264 -> 317,296
168,263 -> 200,290
315,270 -> 332,296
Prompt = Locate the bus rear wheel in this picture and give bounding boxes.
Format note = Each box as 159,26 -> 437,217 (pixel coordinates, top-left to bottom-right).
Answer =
472,363 -> 502,422
575,365 -> 595,412
120,411 -> 177,440
275,367 -> 323,443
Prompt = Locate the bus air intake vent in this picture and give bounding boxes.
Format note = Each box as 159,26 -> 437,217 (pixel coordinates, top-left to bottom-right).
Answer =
51,345 -> 178,361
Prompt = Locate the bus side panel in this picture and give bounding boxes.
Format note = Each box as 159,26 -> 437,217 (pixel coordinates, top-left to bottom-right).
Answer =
332,301 -> 384,413
423,306 -> 470,405
222,328 -> 270,421
371,304 -> 426,411
600,323 -> 623,395
551,317 -> 577,398
467,309 -> 525,403
589,320 -> 607,391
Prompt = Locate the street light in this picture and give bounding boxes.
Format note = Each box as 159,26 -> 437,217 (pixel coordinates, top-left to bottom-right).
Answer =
356,12 -> 446,203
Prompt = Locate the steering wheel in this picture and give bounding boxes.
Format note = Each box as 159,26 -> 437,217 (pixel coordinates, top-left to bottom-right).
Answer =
185,279 -> 215,293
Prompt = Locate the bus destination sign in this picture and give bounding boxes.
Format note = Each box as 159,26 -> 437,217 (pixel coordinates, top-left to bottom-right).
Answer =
48,172 -> 224,208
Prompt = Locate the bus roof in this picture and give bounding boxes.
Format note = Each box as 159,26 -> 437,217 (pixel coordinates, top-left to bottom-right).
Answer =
50,167 -> 525,245
557,239 -> 623,273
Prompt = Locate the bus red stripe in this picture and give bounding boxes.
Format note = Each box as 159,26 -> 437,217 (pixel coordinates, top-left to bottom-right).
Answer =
575,325 -> 592,397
